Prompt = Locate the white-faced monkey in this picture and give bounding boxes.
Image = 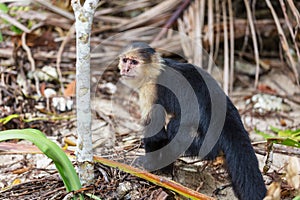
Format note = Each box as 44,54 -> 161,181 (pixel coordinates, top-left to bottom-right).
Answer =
118,42 -> 266,200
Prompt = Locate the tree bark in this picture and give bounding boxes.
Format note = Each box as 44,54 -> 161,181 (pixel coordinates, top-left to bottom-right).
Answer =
71,0 -> 99,185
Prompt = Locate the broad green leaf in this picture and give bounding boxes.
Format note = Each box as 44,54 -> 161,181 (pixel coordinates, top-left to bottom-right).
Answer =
279,138 -> 300,148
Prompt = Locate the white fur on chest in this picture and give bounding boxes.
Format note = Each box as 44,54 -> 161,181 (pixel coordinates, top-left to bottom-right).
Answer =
139,83 -> 157,120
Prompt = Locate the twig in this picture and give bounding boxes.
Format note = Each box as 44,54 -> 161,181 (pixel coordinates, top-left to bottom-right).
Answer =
177,2 -> 195,64
263,142 -> 274,173
193,0 -> 205,67
118,0 -> 181,31
34,0 -> 74,20
152,0 -> 191,42
279,0 -> 300,64
177,18 -> 190,61
213,0 -> 220,62
251,0 -> 263,52
0,10 -> 30,33
56,24 -> 75,95
265,0 -> 299,85
239,21 -> 250,57
244,0 -> 260,88
222,1 -> 229,95
21,32 -> 41,97
207,0 -> 214,74
286,0 -> 300,26
228,0 -> 234,94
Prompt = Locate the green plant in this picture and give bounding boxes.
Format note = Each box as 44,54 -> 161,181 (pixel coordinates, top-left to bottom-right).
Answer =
293,196 -> 300,200
0,129 -> 82,196
0,3 -> 25,34
255,126 -> 300,148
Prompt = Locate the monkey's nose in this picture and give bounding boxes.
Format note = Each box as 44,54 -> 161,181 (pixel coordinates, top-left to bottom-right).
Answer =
120,69 -> 127,75
125,63 -> 131,71
120,65 -> 130,75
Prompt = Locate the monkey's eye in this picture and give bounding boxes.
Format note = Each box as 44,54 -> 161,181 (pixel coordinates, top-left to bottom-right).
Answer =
131,59 -> 139,65
122,58 -> 128,63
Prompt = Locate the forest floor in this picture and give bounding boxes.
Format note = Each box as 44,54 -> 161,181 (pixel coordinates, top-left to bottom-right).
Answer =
0,65 -> 299,200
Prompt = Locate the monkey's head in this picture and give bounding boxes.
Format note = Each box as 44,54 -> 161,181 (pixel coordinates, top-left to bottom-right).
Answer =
118,42 -> 163,89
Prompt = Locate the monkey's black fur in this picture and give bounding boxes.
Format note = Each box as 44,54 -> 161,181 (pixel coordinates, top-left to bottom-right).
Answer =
141,57 -> 267,200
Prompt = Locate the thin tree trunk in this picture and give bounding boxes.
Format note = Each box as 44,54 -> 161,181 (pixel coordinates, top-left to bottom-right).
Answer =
71,0 -> 99,185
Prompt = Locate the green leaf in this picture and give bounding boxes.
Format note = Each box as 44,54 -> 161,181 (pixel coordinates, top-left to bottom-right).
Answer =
291,129 -> 300,137
10,25 -> 22,34
268,138 -> 300,148
0,129 -> 82,194
279,138 -> 300,148
268,126 -> 300,142
256,127 -> 300,148
293,196 -> 300,200
0,3 -> 9,13
270,126 -> 281,133
254,128 -> 273,139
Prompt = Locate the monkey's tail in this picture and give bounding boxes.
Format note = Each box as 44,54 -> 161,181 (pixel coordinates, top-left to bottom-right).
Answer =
221,126 -> 267,200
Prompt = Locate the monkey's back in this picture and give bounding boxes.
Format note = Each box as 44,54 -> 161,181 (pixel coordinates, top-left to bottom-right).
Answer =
155,59 -> 219,157
153,58 -> 266,200
155,58 -> 254,158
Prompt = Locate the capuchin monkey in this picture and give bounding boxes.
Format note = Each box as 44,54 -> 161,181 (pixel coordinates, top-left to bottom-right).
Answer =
118,42 -> 266,200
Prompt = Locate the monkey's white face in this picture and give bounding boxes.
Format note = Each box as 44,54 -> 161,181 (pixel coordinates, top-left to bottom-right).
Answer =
118,56 -> 146,88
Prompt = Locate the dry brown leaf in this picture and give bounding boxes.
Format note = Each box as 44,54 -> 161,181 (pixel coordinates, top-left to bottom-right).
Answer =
257,84 -> 277,94
12,167 -> 31,175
